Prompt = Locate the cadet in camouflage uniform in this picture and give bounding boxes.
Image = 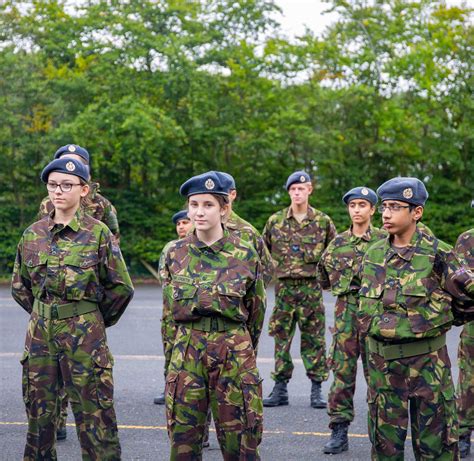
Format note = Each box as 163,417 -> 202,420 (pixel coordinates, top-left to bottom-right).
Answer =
221,172 -> 274,287
358,177 -> 474,461
37,144 -> 121,441
262,171 -> 336,408
38,144 -> 120,243
11,157 -> 134,461
319,187 -> 385,454
455,215 -> 474,458
163,171 -> 266,460
154,210 -> 192,405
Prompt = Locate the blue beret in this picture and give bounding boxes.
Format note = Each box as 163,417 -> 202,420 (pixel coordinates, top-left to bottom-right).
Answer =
342,186 -> 377,206
286,171 -> 311,190
54,144 -> 90,164
180,171 -> 232,197
41,158 -> 90,183
219,172 -> 236,190
172,210 -> 189,225
377,177 -> 428,207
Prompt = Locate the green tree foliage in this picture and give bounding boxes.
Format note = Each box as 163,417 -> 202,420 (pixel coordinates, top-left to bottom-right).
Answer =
0,0 -> 472,274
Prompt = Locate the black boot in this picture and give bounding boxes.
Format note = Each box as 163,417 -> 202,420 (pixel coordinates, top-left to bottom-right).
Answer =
310,381 -> 327,409
460,432 -> 471,459
323,422 -> 349,454
56,427 -> 67,441
263,382 -> 288,407
153,391 -> 165,405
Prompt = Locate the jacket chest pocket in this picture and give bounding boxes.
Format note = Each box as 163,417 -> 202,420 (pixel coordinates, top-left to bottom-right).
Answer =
403,285 -> 453,333
359,284 -> 383,334
63,252 -> 99,299
169,283 -> 198,317
301,236 -> 324,263
24,251 -> 48,297
217,282 -> 246,312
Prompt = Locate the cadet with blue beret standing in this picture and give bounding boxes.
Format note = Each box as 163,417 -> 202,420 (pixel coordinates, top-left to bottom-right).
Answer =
154,210 -> 192,405
162,171 -> 266,460
455,201 -> 474,459
262,171 -> 337,408
38,144 -> 120,243
319,187 -> 385,454
358,177 -> 474,460
12,156 -> 134,461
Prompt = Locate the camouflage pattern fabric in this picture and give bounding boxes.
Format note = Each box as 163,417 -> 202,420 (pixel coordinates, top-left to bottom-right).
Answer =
320,225 -> 385,426
166,325 -> 263,460
359,227 -> 474,460
367,345 -> 458,460
455,229 -> 474,436
161,229 -> 266,459
38,182 -> 120,242
269,279 -> 328,382
226,210 -> 274,286
262,206 -> 336,280
11,210 -> 134,460
263,205 -> 336,383
162,230 -> 266,349
158,239 -> 178,376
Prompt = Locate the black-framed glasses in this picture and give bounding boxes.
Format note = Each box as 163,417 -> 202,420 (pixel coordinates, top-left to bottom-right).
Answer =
46,182 -> 82,193
378,204 -> 411,213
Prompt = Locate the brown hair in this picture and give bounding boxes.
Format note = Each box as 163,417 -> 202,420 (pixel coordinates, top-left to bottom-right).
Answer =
79,178 -> 93,209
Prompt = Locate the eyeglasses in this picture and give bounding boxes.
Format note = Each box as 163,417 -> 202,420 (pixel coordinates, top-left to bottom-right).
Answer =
378,205 -> 411,213
46,182 -> 82,193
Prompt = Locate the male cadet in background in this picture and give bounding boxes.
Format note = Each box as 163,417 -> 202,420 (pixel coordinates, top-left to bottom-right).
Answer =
38,144 -> 120,243
262,171 -> 337,408
37,144 -> 121,441
455,200 -> 474,458
154,210 -> 193,405
319,187 -> 386,455
221,171 -> 274,287
358,177 -> 474,460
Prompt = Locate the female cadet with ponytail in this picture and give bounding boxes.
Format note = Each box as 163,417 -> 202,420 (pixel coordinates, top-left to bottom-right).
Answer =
162,171 -> 266,460
12,155 -> 134,460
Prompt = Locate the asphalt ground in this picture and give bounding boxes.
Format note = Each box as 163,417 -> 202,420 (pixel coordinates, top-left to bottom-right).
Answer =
0,285 -> 464,461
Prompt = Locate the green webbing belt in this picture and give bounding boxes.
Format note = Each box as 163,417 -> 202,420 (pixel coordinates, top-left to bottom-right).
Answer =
180,317 -> 243,332
33,299 -> 98,320
367,334 -> 446,360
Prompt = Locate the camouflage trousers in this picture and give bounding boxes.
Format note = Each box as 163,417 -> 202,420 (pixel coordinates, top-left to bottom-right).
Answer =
367,344 -> 458,461
327,293 -> 368,427
57,387 -> 69,431
269,278 -> 328,383
161,315 -> 178,376
457,321 -> 474,436
21,311 -> 121,461
166,323 -> 263,461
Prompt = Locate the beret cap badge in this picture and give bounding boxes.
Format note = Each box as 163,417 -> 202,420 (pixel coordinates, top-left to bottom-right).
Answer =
205,178 -> 215,190
300,175 -> 306,182
361,187 -> 369,195
65,161 -> 76,172
67,145 -> 76,152
403,188 -> 413,199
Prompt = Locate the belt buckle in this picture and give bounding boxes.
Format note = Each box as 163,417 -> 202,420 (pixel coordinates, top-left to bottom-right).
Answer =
51,304 -> 58,320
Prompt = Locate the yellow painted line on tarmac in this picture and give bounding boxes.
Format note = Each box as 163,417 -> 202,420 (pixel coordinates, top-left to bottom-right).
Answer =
0,421 -> 368,438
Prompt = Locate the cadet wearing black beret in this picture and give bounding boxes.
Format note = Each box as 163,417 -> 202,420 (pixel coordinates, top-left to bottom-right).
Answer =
172,210 -> 189,225
179,171 -> 233,197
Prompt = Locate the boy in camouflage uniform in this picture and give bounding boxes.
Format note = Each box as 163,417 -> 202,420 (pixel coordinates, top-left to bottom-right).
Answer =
38,144 -> 120,243
163,171 -> 266,460
359,177 -> 474,460
455,217 -> 474,458
320,187 -> 385,454
262,171 -> 336,408
12,156 -> 134,461
154,210 -> 192,405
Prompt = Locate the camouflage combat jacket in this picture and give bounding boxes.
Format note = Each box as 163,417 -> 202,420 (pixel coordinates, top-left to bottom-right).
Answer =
12,210 -> 134,327
320,225 -> 386,297
162,229 -> 266,349
38,182 -> 120,241
359,228 -> 474,341
263,205 -> 336,279
455,229 -> 474,269
226,210 -> 274,286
